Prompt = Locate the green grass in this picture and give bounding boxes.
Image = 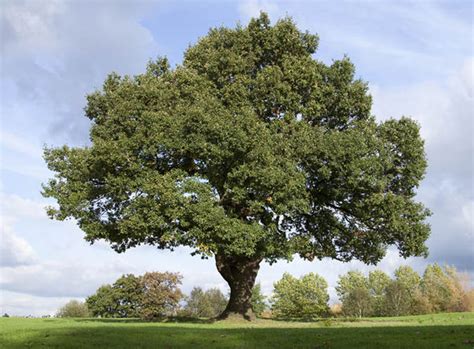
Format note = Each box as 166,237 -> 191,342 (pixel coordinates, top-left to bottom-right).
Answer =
1,312 -> 473,348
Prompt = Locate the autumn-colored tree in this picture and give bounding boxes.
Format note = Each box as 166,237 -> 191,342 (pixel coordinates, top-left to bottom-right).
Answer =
43,13 -> 430,320
139,272 -> 183,320
421,264 -> 469,313
86,272 -> 182,319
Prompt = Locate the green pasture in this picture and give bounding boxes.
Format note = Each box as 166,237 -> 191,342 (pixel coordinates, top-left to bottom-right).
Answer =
1,312 -> 473,348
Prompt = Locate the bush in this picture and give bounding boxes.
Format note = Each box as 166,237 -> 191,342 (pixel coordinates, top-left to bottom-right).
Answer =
271,273 -> 329,320
329,304 -> 343,317
56,300 -> 90,318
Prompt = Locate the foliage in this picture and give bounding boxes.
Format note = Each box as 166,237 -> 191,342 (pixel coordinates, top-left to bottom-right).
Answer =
335,264 -> 472,317
336,271 -> 371,317
251,283 -> 267,316
86,274 -> 142,318
56,300 -> 90,318
86,285 -> 119,318
86,272 -> 182,319
421,264 -> 468,313
182,287 -> 227,318
368,270 -> 391,316
271,272 -> 329,319
383,266 -> 428,316
138,272 -> 183,320
329,303 -> 343,317
42,12 -> 430,318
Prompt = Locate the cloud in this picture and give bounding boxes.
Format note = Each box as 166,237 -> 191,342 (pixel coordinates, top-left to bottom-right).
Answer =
1,0 -> 160,145
0,192 -> 47,225
0,260 -> 136,298
371,58 -> 474,272
0,192 -> 44,267
0,290 -> 75,317
0,225 -> 36,267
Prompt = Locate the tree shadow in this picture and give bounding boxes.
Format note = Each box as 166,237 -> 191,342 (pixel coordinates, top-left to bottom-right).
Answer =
1,322 -> 472,349
73,316 -> 215,324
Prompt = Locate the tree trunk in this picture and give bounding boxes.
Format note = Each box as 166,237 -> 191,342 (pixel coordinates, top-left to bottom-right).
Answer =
215,253 -> 262,321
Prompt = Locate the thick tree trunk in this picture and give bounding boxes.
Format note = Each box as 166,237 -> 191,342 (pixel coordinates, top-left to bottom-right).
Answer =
215,253 -> 262,321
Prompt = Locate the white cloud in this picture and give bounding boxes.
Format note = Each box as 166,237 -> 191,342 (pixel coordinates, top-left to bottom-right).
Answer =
0,290 -> 77,317
0,259 -> 137,298
0,192 -> 47,225
370,58 -> 474,271
1,0 -> 160,145
0,225 -> 36,267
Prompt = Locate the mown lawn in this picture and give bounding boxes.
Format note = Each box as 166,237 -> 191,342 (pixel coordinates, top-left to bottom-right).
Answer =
1,312 -> 473,348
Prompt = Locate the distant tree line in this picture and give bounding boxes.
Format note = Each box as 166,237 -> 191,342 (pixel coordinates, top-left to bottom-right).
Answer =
56,264 -> 473,320
336,264 -> 473,317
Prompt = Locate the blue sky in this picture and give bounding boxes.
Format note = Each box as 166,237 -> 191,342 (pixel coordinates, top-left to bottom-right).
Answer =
1,0 -> 473,316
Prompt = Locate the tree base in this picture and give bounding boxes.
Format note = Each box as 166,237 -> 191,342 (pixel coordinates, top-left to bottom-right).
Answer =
216,310 -> 256,322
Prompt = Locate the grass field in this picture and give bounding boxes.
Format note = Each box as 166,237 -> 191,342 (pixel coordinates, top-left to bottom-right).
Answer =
1,312 -> 473,348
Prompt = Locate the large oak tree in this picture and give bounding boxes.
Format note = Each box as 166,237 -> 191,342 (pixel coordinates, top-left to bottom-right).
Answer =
43,13 -> 430,320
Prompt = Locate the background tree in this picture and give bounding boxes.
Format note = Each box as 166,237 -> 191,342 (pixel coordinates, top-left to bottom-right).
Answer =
86,274 -> 142,318
384,266 -> 429,316
139,272 -> 183,320
111,274 -> 143,317
86,272 -> 182,319
421,264 -> 466,313
86,284 -> 118,318
336,271 -> 371,317
43,12 -> 430,320
56,300 -> 90,318
250,283 -> 267,316
271,272 -> 329,319
368,270 -> 391,316
183,287 -> 227,318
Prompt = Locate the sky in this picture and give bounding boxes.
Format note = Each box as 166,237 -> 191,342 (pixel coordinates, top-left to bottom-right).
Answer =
0,0 -> 473,316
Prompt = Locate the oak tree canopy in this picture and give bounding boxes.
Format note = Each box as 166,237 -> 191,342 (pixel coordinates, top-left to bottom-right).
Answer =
43,13 -> 430,320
